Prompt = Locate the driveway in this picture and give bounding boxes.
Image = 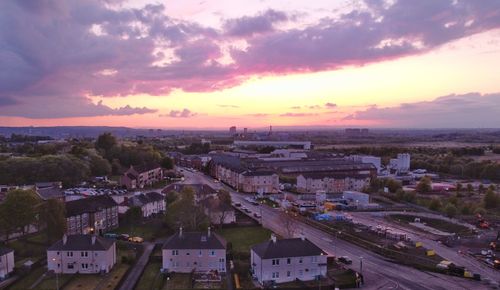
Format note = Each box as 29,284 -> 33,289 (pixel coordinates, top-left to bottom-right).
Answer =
118,242 -> 155,290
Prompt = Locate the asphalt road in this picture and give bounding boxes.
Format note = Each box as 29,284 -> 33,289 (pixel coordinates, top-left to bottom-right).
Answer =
179,168 -> 492,290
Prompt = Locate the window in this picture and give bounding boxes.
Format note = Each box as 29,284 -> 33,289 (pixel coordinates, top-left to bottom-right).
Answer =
272,272 -> 279,279
68,264 -> 74,269
172,250 -> 179,256
81,251 -> 88,257
66,252 -> 73,257
272,259 -> 280,266
299,258 -> 303,264
81,263 -> 89,269
298,270 -> 303,277
311,256 -> 318,263
198,250 -> 202,257
219,258 -> 225,263
57,252 -> 60,255
287,258 -> 291,264
287,271 -> 291,277
209,250 -> 215,256
186,252 -> 190,256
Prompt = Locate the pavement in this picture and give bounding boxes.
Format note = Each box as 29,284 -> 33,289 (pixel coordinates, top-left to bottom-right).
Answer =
118,242 -> 155,290
179,167 -> 494,290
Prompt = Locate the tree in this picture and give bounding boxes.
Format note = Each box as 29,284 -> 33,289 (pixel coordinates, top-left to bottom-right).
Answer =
416,177 -> 432,193
428,198 -> 442,211
474,207 -> 486,216
483,189 -> 499,209
456,183 -> 463,193
40,199 -> 67,244
161,157 -> 174,170
466,184 -> 474,195
165,187 -> 208,231
386,179 -> 402,193
165,191 -> 178,204
124,206 -> 143,226
0,189 -> 40,235
478,184 -> 485,193
90,155 -> 112,176
444,204 -> 458,218
207,190 -> 233,228
278,210 -> 297,238
95,133 -> 117,154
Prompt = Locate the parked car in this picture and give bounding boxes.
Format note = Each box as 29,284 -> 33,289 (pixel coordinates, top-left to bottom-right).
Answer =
103,233 -> 119,239
118,234 -> 130,241
244,208 -> 252,213
338,256 -> 352,264
253,213 -> 262,218
234,202 -> 242,207
128,236 -> 144,243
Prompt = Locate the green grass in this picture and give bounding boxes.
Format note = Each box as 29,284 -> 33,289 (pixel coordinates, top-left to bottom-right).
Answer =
8,266 -> 47,290
114,218 -> 171,241
217,226 -> 272,255
162,273 -> 192,289
135,261 -> 163,290
35,274 -> 73,290
6,238 -> 46,262
63,274 -> 102,290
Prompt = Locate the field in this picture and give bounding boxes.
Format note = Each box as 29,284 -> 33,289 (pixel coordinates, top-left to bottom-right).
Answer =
217,226 -> 272,255
387,214 -> 474,236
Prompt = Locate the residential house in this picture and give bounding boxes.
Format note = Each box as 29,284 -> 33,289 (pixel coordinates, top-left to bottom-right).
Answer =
120,164 -> 163,189
296,173 -> 370,194
47,235 -> 116,274
0,247 -> 14,280
251,234 -> 327,284
65,195 -> 119,235
162,228 -> 227,273
128,192 -> 166,218
239,171 -> 279,194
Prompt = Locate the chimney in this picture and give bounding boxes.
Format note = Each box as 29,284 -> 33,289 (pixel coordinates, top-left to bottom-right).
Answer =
62,234 -> 67,245
179,226 -> 183,238
300,233 -> 305,241
91,235 -> 97,245
271,233 -> 277,243
208,227 -> 211,238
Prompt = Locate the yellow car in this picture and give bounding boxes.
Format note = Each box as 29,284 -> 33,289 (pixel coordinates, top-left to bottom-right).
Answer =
128,236 -> 144,243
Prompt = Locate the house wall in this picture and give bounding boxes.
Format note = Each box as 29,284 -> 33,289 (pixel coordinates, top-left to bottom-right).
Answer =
296,175 -> 369,194
66,207 -> 119,235
47,243 -> 116,274
0,252 -> 14,279
162,248 -> 226,273
251,251 -> 327,284
141,200 -> 166,218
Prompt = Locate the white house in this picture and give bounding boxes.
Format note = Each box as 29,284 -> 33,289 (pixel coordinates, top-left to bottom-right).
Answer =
0,247 -> 14,280
162,228 -> 227,273
128,192 -> 166,218
251,234 -> 327,284
47,235 -> 116,274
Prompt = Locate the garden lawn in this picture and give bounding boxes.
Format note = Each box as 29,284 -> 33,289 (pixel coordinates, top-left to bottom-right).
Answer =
135,261 -> 163,290
217,226 -> 272,254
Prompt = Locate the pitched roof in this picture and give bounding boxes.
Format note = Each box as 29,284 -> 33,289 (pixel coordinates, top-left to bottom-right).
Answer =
48,235 -> 115,251
37,187 -> 64,200
299,172 -> 370,180
242,170 -> 276,177
129,192 -> 164,207
0,246 -> 14,256
162,231 -> 226,250
251,238 -> 326,259
65,195 -> 118,217
132,163 -> 161,173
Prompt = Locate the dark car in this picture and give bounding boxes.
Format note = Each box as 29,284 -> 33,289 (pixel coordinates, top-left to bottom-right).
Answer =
338,256 -> 352,264
118,234 -> 130,241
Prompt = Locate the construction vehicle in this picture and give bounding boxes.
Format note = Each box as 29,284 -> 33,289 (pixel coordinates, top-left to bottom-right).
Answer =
476,214 -> 490,229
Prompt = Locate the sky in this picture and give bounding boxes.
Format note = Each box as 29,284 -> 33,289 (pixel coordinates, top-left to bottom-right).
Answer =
0,0 -> 500,129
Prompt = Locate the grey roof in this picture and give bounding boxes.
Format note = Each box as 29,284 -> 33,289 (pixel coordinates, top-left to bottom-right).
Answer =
162,232 -> 226,250
299,172 -> 370,179
37,187 -> 64,200
47,235 -> 115,251
210,155 -> 246,173
132,163 -> 161,174
242,170 -> 276,177
0,246 -> 13,256
65,195 -> 118,217
129,192 -> 164,207
251,238 -> 326,259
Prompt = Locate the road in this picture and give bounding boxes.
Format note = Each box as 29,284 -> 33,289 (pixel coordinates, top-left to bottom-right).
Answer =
350,212 -> 500,284
118,242 -> 155,290
178,167 -> 493,290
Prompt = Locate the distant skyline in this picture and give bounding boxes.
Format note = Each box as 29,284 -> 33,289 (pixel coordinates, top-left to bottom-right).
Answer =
1,0 -> 500,128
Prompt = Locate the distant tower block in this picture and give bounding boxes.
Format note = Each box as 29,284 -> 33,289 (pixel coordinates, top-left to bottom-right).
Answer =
243,128 -> 248,134
269,125 -> 273,135
229,126 -> 236,135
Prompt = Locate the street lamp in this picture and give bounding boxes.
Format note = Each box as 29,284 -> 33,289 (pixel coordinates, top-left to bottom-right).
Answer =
359,256 -> 363,274
52,258 -> 59,290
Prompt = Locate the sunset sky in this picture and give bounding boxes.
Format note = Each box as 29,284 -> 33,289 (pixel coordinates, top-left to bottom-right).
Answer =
1,0 -> 499,129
